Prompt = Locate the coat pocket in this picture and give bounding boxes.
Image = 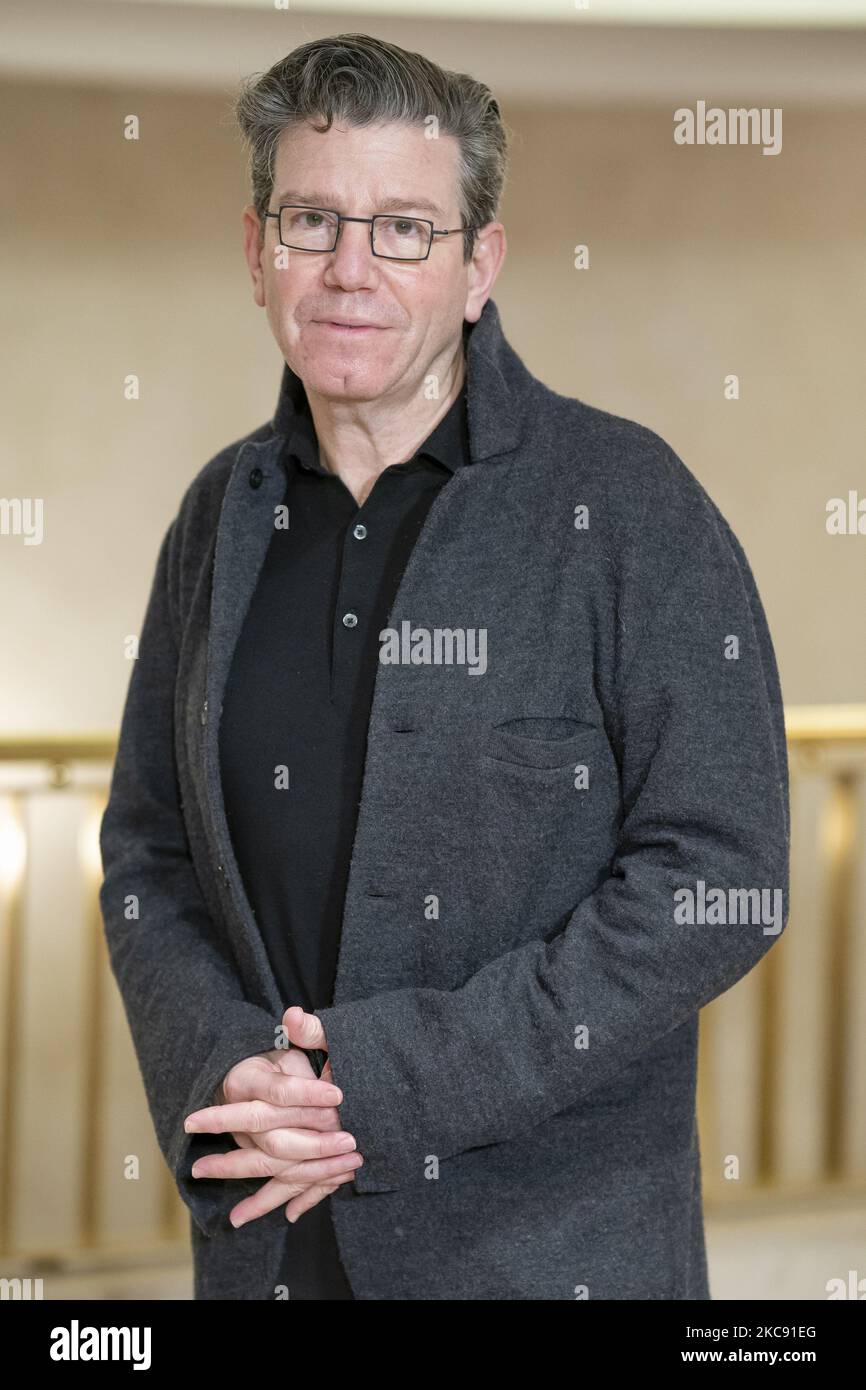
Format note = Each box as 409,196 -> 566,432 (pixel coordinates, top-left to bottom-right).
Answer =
475,719 -> 617,926
480,717 -> 601,772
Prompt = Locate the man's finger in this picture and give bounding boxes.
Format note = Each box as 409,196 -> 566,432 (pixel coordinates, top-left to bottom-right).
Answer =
185,1089 -> 341,1135
284,1177 -> 349,1224
241,1117 -> 348,1156
194,1146 -> 363,1184
193,1129 -> 357,1175
282,1004 -> 328,1052
229,1176 -> 301,1226
225,1103 -> 341,1135
187,1103 -> 354,1153
229,1167 -> 354,1228
256,1067 -> 342,1110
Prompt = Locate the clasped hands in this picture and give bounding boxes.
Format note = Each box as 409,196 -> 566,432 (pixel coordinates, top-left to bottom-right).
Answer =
184,1005 -> 363,1228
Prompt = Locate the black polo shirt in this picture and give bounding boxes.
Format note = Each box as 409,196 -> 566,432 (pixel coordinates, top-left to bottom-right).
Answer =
219,371 -> 471,1300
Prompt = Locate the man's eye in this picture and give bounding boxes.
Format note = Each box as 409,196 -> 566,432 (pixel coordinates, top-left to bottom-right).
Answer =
380,218 -> 419,236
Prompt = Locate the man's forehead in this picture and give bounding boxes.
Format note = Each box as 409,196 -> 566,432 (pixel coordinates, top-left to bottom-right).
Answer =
272,120 -> 459,213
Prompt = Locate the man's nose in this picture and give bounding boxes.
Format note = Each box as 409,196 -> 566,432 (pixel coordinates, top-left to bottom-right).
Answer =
323,218 -> 379,290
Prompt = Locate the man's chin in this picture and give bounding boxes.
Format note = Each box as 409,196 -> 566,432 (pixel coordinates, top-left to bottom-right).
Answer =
302,365 -> 395,403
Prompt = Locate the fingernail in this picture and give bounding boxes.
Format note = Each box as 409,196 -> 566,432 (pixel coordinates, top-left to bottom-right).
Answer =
336,1136 -> 356,1152
185,1120 -> 199,1132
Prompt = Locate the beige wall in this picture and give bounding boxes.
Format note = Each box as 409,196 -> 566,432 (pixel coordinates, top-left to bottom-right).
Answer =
1,78 -> 864,734
1,36 -> 865,1278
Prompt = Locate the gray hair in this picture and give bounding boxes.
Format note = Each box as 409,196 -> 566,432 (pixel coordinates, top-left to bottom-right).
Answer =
233,32 -> 509,263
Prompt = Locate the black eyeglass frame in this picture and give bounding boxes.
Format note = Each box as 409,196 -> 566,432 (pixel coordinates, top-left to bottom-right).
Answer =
264,204 -> 480,262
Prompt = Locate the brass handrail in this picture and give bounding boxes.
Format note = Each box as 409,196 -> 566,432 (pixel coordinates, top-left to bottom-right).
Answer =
785,705 -> 866,741
0,707 -> 864,1254
0,736 -> 117,761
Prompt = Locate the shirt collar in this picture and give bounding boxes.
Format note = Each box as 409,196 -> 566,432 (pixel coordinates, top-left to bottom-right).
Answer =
286,373 -> 471,478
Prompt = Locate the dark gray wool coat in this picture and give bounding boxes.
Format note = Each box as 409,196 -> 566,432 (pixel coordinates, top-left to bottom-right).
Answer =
99,296 -> 790,1300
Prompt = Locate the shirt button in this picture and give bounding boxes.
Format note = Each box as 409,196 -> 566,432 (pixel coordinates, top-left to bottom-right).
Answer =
248,466 -> 263,489
353,523 -> 367,540
342,612 -> 358,628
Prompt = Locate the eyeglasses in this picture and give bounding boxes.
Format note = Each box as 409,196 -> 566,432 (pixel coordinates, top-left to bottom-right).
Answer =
264,204 -> 479,262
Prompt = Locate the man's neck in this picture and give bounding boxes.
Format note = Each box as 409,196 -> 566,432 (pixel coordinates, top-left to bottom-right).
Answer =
306,342 -> 466,508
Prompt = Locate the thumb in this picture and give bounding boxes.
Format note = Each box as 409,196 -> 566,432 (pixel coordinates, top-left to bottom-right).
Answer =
282,1004 -> 327,1050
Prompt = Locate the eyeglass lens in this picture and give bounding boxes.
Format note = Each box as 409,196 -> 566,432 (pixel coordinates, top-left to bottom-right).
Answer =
278,207 -> 433,259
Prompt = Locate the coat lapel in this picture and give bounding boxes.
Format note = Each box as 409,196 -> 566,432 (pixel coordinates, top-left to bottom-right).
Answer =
201,435 -> 289,1009
198,297 -> 535,1009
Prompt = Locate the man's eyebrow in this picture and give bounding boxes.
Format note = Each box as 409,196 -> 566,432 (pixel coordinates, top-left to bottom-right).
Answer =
271,191 -> 446,219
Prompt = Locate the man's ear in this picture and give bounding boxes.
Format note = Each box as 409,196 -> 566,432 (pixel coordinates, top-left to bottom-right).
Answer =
242,203 -> 267,308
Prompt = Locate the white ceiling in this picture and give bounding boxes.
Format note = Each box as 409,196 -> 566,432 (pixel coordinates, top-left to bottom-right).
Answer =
89,0 -> 866,22
3,0 -> 866,101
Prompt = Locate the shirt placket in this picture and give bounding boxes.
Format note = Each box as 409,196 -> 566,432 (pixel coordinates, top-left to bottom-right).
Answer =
329,479 -> 389,704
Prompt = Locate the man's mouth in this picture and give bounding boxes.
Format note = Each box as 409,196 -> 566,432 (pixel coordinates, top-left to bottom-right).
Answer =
313,319 -> 386,334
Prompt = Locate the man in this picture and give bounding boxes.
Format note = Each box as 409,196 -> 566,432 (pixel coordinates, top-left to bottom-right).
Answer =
99,33 -> 790,1301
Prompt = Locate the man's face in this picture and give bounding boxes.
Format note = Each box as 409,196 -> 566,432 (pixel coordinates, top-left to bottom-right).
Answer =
244,119 -> 498,404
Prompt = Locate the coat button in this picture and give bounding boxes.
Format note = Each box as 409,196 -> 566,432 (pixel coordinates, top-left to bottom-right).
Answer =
248,466 -> 263,489
342,612 -> 358,628
353,523 -> 367,540
200,699 -> 208,725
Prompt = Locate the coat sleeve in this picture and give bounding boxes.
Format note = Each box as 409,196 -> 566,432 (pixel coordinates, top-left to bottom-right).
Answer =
99,519 -> 280,1237
315,485 -> 791,1195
